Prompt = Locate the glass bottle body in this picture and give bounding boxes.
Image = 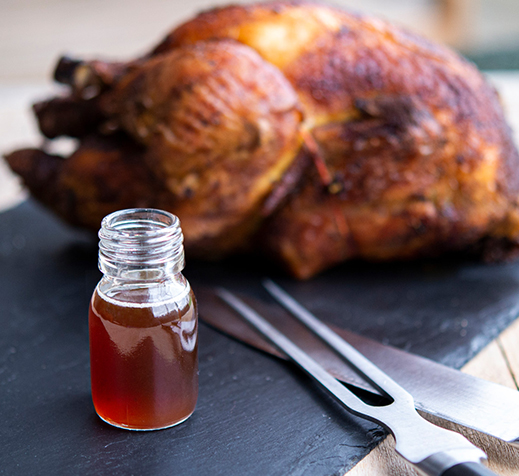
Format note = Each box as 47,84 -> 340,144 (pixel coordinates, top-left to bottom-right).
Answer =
89,209 -> 198,431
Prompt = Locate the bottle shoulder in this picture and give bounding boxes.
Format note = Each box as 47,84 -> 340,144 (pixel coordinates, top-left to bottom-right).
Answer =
91,276 -> 196,327
95,273 -> 193,306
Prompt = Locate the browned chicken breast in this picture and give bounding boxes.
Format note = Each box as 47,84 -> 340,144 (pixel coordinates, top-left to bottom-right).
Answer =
5,1 -> 519,278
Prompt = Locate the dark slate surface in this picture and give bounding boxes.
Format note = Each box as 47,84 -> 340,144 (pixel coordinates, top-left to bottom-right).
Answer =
1,200 -> 519,475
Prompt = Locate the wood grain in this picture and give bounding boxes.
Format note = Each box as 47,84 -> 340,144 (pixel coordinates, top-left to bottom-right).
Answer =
498,318 -> 519,392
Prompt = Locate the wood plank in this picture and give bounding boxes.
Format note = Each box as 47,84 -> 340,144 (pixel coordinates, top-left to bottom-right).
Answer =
462,339 -> 517,389
497,318 -> 519,391
348,436 -> 420,476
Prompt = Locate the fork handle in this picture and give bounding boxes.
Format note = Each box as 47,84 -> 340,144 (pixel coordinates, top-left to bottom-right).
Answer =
440,462 -> 498,476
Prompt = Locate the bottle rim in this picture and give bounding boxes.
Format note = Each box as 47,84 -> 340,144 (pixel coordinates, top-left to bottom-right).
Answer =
100,208 -> 181,238
98,208 -> 185,278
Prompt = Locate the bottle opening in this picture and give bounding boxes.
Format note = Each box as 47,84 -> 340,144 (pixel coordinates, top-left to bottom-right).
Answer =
98,208 -> 185,278
102,208 -> 178,234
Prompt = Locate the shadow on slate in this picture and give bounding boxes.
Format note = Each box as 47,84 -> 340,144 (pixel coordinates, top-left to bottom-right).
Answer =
1,199 -> 519,476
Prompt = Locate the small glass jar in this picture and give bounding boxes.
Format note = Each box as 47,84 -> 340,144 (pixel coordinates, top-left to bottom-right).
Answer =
89,209 -> 198,430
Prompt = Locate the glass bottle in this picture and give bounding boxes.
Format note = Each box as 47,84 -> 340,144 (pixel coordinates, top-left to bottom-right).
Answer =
89,208 -> 198,430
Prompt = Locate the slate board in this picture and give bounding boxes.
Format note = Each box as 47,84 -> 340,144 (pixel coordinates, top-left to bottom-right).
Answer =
1,200 -> 519,476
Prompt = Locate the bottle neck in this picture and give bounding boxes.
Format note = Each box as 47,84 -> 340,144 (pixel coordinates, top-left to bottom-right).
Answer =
98,208 -> 185,281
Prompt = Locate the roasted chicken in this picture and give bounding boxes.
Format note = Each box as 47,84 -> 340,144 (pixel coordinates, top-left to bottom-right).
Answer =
5,1 -> 519,278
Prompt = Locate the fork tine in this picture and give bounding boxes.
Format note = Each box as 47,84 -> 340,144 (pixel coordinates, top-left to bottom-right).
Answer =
262,279 -> 413,402
215,287 -> 379,419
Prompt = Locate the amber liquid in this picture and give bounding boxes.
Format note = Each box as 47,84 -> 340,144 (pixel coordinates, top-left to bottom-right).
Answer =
89,287 -> 198,430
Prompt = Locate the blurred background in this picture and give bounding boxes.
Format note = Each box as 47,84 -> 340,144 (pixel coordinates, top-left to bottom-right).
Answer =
2,0 -> 519,82
1,0 -> 519,208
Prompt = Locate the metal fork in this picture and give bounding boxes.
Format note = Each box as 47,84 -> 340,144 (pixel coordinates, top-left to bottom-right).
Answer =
217,280 -> 497,476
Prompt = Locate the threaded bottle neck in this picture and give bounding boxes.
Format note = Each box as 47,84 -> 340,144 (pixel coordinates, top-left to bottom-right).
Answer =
98,209 -> 185,279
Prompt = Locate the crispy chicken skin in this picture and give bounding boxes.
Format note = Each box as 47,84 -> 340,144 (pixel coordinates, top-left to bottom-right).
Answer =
100,41 -> 302,253
5,1 -> 519,278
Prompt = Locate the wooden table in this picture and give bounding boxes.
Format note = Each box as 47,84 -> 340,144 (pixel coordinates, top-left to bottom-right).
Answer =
1,76 -> 519,475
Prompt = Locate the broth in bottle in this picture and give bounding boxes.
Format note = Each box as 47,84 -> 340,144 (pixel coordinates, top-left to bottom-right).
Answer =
89,209 -> 198,430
